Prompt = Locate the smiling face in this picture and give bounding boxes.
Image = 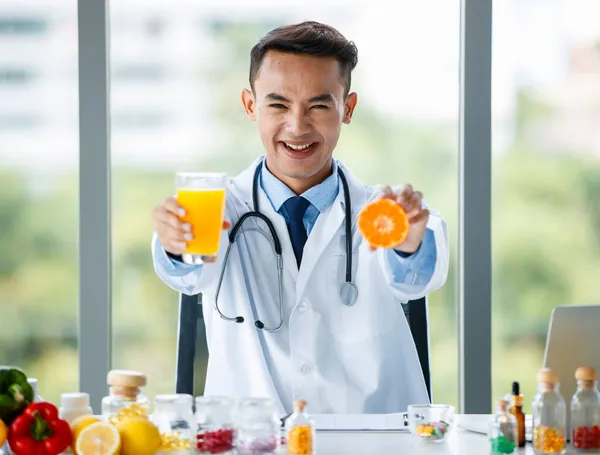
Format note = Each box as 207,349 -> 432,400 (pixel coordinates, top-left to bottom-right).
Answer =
242,51 -> 358,194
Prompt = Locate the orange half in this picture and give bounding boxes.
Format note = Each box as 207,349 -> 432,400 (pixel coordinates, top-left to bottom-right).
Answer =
358,198 -> 409,248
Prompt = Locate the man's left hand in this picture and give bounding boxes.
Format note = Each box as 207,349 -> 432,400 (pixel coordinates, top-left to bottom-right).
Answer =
372,184 -> 429,254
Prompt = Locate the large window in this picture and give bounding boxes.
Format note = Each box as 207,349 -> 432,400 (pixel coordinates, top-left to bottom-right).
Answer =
0,3 -> 79,404
492,0 -> 600,409
110,0 -> 460,405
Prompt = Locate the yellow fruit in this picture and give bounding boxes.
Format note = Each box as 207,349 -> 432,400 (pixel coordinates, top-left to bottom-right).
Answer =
70,414 -> 101,454
75,421 -> 121,455
116,416 -> 161,455
0,419 -> 6,447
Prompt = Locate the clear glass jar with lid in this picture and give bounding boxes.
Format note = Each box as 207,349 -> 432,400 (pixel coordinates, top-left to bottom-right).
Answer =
285,400 -> 315,455
489,399 -> 518,454
195,396 -> 235,454
152,394 -> 195,453
101,369 -> 150,423
234,397 -> 280,455
571,366 -> 600,452
532,368 -> 566,455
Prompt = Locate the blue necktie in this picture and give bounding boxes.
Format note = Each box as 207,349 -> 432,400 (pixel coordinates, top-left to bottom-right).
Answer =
283,196 -> 310,267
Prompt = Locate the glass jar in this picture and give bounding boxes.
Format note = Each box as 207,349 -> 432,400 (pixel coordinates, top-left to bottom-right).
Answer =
195,396 -> 235,454
489,399 -> 518,454
285,400 -> 315,455
152,394 -> 195,453
101,369 -> 150,423
532,368 -> 566,455
571,366 -> 600,452
234,397 -> 280,455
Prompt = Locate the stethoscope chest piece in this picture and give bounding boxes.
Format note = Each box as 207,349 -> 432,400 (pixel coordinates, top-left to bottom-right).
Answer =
340,281 -> 358,307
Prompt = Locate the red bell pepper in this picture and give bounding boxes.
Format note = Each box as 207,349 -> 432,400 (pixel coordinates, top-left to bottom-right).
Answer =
7,401 -> 72,455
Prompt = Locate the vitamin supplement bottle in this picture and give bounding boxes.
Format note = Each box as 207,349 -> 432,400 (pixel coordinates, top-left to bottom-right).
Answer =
570,366 -> 600,452
531,368 -> 566,455
286,400 -> 315,455
101,369 -> 150,423
509,381 -> 526,447
489,399 -> 518,454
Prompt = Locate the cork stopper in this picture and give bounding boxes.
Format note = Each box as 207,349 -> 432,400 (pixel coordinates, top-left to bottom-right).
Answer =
575,366 -> 597,382
537,368 -> 558,384
575,366 -> 597,388
107,369 -> 147,388
293,400 -> 307,412
496,399 -> 509,411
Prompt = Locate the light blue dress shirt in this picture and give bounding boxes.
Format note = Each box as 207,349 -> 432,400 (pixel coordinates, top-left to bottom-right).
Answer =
154,160 -> 437,286
260,160 -> 437,286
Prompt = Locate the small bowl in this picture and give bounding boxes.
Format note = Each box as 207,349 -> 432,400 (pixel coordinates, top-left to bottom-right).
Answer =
407,404 -> 454,443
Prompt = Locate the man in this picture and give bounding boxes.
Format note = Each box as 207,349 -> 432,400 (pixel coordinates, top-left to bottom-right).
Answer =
152,21 -> 449,415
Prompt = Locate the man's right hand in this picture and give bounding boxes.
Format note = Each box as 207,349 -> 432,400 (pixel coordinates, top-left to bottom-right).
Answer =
152,196 -> 231,256
153,196 -> 191,255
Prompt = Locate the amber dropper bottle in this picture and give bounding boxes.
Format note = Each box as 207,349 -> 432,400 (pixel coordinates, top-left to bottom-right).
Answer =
510,381 -> 526,447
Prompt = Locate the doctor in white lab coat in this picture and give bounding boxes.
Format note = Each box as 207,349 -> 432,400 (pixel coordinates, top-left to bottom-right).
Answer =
151,21 -> 449,415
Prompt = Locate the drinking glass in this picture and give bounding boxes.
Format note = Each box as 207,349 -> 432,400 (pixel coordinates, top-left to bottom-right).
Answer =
176,172 -> 226,264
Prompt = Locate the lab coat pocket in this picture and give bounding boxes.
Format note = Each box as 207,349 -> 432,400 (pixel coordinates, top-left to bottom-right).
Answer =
327,253 -> 400,344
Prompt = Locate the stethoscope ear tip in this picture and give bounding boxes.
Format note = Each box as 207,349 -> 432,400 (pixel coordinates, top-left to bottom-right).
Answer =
254,320 -> 265,329
235,316 -> 245,323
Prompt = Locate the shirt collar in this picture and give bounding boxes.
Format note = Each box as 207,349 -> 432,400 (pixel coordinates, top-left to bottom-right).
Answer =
259,158 -> 340,213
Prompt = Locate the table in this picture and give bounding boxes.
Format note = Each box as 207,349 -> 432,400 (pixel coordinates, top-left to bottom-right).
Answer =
2,414 -> 569,454
315,414 -> 537,455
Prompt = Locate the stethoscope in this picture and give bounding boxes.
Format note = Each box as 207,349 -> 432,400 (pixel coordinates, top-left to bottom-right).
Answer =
214,161 -> 358,332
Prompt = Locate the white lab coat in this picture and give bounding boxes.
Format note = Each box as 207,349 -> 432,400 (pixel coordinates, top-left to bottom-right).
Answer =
152,158 -> 449,415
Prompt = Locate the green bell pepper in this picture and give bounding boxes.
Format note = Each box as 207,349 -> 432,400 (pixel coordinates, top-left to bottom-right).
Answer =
0,366 -> 34,426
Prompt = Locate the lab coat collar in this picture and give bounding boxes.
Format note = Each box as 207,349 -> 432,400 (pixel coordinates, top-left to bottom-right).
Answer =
232,156 -> 369,213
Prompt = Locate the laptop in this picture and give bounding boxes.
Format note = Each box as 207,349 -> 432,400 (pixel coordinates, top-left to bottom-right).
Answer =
459,304 -> 600,441
542,304 -> 600,440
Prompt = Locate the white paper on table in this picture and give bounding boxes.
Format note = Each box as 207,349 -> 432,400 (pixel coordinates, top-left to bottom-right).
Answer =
312,413 -> 409,432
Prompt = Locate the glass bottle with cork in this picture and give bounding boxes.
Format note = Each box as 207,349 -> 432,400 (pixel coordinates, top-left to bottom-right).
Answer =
101,369 -> 150,423
489,399 -> 518,454
509,381 -> 526,447
570,366 -> 600,452
285,400 -> 315,455
531,367 -> 566,455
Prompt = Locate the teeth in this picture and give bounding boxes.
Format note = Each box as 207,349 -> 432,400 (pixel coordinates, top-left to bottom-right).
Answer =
285,143 -> 312,150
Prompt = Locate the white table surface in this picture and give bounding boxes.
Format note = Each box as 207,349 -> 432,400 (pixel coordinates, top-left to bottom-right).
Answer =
314,414 -> 537,455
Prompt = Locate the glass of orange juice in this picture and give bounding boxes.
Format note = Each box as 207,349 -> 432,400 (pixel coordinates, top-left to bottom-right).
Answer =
176,172 -> 227,264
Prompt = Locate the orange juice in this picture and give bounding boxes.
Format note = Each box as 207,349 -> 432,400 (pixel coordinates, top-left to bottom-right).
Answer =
177,188 -> 226,256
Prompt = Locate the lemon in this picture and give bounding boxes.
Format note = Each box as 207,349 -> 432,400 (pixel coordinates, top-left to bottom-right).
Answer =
75,421 -> 121,455
70,414 -> 101,454
116,416 -> 161,455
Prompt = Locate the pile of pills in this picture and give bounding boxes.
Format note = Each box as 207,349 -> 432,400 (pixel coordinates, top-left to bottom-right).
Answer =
236,435 -> 279,454
196,428 -> 235,453
160,431 -> 192,451
572,425 -> 600,450
490,435 -> 516,454
108,403 -> 148,425
533,425 -> 565,453
287,425 -> 313,454
415,421 -> 450,441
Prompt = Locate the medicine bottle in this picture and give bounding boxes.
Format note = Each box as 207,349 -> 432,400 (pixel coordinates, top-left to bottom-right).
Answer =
285,400 -> 315,455
531,368 -> 566,455
59,392 -> 93,424
489,399 -> 518,454
509,381 -> 526,447
570,366 -> 600,452
101,369 -> 150,423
